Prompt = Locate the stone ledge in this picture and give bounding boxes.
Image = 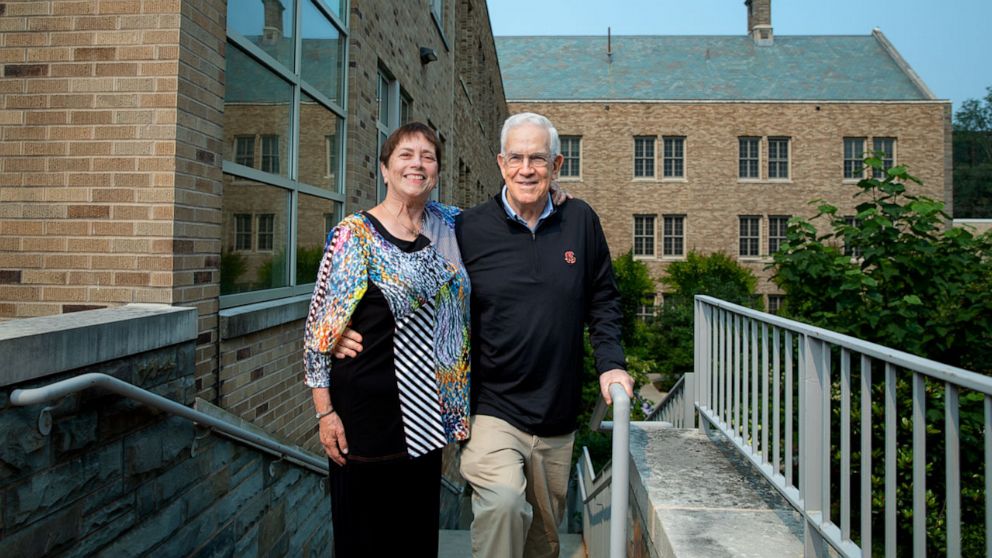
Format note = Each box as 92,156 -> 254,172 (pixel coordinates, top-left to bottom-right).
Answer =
0,304 -> 197,388
629,424 -> 804,558
219,295 -> 310,340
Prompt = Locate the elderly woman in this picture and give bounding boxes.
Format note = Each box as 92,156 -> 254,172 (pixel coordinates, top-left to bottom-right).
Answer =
303,122 -> 470,557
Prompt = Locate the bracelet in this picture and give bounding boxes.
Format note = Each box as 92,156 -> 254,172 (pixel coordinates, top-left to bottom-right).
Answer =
315,408 -> 336,421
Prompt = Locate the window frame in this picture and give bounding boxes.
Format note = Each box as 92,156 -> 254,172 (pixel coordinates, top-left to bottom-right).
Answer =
872,137 -> 896,179
662,214 -> 685,257
633,215 -> 656,258
662,136 -> 685,179
738,136 -> 760,180
843,137 -> 866,180
767,137 -> 790,180
221,0 -> 350,309
559,136 -> 581,179
767,215 -> 789,255
739,215 -> 761,258
633,136 -> 656,179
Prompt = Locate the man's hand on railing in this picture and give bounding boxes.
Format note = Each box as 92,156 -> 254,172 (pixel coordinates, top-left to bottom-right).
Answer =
599,369 -> 634,405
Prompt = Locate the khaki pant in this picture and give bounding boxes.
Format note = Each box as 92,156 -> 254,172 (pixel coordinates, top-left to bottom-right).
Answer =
459,414 -> 575,558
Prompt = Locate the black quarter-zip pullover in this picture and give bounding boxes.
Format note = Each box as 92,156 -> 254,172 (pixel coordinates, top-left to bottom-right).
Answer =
456,195 -> 626,436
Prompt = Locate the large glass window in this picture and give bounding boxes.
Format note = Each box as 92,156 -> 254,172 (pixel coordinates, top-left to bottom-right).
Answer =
768,137 -> 789,179
560,136 -> 580,178
222,0 -> 348,305
633,215 -> 655,257
739,137 -> 759,179
843,137 -> 865,179
663,136 -> 684,178
634,137 -> 655,178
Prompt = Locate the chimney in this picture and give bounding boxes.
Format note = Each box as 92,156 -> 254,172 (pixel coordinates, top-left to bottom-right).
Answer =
262,0 -> 285,44
745,0 -> 773,46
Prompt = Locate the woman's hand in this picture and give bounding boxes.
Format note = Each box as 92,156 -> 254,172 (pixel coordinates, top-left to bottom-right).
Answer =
333,328 -> 365,359
319,412 -> 349,466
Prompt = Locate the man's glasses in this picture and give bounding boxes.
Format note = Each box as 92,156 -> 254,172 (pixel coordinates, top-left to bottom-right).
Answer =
503,152 -> 552,169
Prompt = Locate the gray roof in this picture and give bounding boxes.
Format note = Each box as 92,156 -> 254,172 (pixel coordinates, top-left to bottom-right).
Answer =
495,34 -> 932,101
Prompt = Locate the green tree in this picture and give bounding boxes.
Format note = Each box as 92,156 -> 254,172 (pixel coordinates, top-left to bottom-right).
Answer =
771,157 -> 992,555
648,252 -> 759,389
612,251 -> 657,347
953,86 -> 992,218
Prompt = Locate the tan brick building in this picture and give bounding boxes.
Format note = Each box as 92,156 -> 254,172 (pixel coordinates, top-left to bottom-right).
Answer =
497,0 -> 952,312
0,0 -> 507,453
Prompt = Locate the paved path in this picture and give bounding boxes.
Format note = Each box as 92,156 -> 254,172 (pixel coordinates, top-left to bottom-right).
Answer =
439,530 -> 585,558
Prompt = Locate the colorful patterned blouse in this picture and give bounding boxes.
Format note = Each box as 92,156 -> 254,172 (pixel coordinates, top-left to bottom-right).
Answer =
303,202 -> 471,452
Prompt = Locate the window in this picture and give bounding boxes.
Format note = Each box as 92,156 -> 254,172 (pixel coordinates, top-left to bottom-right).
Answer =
324,213 -> 335,235
560,136 -> 581,178
739,216 -> 760,257
843,216 -> 862,258
739,137 -> 760,179
768,137 -> 789,179
637,293 -> 657,323
663,136 -> 684,178
400,92 -> 412,125
633,215 -> 656,257
256,214 -> 274,251
768,295 -> 784,314
222,0 -> 347,303
634,137 -> 655,178
261,135 -> 280,174
873,137 -> 896,178
235,136 -> 255,167
662,215 -> 684,256
843,137 -> 865,179
768,215 -> 789,254
235,214 -> 252,251
376,67 -> 407,201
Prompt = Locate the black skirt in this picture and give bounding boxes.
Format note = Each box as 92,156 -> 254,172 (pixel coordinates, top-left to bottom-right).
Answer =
328,449 -> 442,557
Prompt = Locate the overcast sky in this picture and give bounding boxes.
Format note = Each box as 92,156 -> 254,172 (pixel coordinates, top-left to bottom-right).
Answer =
486,0 -> 991,115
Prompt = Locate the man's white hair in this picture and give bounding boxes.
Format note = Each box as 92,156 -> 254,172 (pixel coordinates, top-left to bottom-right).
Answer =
499,112 -> 561,158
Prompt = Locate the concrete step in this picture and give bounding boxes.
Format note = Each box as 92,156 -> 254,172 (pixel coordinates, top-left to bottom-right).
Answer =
438,530 -> 586,558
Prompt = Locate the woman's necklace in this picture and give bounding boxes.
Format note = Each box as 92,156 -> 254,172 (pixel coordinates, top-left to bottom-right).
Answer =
394,215 -> 422,239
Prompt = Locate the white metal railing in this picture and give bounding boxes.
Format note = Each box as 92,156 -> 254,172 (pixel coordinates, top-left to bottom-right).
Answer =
577,383 -> 630,558
692,295 -> 991,558
646,372 -> 696,427
10,372 -> 328,474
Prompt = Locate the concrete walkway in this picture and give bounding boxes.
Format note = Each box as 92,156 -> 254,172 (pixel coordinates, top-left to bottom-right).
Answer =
439,530 -> 585,558
629,424 -> 804,557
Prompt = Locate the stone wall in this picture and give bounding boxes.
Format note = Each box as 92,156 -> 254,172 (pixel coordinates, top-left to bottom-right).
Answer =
0,307 -> 329,556
508,100 -> 950,299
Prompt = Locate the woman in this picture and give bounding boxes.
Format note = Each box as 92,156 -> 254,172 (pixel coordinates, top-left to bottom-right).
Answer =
303,122 -> 470,557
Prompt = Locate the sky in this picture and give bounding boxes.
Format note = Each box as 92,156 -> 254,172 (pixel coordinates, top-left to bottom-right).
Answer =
485,0 -> 991,115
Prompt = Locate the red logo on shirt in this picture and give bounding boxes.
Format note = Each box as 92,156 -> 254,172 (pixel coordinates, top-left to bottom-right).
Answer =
564,250 -> 576,265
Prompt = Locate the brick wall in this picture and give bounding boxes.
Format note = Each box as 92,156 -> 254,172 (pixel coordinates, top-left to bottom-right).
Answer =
0,0 -> 185,319
509,100 -> 950,297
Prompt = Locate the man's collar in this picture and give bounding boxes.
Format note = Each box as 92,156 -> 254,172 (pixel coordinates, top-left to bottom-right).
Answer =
500,185 -> 553,231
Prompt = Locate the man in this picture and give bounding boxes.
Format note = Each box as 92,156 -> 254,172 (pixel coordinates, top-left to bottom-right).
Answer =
456,112 -> 631,558
334,112 -> 632,557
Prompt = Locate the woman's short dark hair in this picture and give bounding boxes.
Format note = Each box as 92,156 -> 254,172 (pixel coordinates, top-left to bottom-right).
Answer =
379,122 -> 442,169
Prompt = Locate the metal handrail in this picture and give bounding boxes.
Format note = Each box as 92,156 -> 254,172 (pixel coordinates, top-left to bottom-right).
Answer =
579,383 -> 630,558
10,372 -> 328,474
693,294 -> 990,558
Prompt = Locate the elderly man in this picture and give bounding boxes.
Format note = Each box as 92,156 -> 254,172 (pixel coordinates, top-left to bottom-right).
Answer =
456,112 -> 632,558
332,112 -> 632,557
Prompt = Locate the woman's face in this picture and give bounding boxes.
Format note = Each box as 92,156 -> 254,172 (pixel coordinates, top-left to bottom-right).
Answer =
381,133 -> 439,202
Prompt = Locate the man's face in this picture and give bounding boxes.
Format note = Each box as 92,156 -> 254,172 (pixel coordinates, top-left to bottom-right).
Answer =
497,123 -> 564,211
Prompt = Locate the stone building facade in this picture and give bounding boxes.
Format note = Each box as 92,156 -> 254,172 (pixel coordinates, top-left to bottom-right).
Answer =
0,0 -> 507,460
497,0 -> 952,310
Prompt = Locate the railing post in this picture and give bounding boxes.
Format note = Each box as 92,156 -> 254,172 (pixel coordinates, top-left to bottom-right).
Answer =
609,383 -> 630,558
801,335 -> 828,557
683,373 -> 696,428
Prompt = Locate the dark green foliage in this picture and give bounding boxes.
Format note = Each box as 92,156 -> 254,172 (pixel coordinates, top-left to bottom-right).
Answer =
771,158 -> 992,555
649,252 -> 759,390
771,159 -> 992,374
219,251 -> 247,294
953,87 -> 992,218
